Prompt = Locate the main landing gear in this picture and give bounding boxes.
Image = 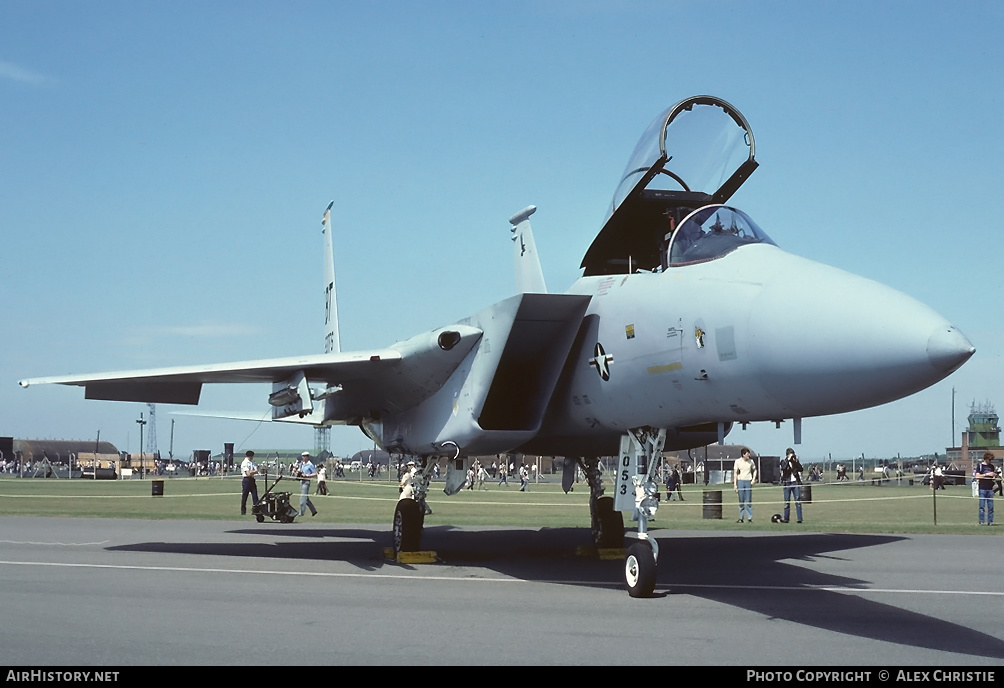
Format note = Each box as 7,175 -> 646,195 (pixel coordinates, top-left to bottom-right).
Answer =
575,457 -> 625,550
393,498 -> 424,553
392,450 -> 445,556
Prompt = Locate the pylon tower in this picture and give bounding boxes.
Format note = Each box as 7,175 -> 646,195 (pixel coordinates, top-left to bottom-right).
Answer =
146,403 -> 159,458
314,426 -> 330,457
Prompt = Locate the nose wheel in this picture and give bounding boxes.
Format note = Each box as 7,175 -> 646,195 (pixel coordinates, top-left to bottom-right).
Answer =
624,541 -> 657,598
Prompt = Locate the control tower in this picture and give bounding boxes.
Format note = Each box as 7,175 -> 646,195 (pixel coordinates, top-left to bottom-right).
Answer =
949,402 -> 1001,469
966,402 -> 1000,449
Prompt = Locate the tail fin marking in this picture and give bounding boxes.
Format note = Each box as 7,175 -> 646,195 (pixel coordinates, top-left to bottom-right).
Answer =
322,201 -> 341,354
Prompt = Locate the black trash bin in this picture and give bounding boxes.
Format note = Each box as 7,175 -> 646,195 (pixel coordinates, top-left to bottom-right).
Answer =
151,480 -> 164,497
702,490 -> 722,519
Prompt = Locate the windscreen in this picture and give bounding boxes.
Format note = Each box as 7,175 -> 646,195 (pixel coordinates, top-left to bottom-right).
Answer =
668,205 -> 776,266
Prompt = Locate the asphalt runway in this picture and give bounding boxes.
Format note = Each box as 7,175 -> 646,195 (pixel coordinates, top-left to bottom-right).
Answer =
1,516 -> 1002,666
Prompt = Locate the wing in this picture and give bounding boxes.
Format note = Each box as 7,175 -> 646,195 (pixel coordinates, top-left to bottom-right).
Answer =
19,324 -> 483,424
18,350 -> 401,403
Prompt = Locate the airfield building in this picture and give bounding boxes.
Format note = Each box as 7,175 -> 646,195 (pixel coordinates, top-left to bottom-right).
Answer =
946,402 -> 1002,469
2,437 -> 121,466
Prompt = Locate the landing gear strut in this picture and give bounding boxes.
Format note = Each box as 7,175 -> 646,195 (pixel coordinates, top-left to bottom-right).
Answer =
614,427 -> 666,597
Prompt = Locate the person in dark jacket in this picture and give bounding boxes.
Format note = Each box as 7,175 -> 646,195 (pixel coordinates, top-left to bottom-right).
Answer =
780,448 -> 803,523
975,451 -> 997,526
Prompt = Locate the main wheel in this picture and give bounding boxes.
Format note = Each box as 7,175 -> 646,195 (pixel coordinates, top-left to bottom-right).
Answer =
624,542 -> 657,598
393,498 -> 424,553
592,496 -> 625,549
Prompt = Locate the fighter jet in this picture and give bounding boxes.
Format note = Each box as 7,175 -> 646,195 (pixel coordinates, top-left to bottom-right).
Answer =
19,96 -> 974,596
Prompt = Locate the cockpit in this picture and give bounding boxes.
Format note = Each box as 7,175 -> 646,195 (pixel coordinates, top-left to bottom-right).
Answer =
580,96 -> 773,275
669,204 -> 775,266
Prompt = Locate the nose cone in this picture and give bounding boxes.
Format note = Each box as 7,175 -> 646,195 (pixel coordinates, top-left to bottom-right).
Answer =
749,255 -> 974,417
927,325 -> 975,374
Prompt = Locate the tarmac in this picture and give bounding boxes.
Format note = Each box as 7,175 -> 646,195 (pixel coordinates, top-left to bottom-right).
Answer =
1,516 -> 1002,666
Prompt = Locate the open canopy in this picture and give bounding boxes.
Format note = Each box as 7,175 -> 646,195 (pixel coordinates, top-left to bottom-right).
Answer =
581,95 -> 758,276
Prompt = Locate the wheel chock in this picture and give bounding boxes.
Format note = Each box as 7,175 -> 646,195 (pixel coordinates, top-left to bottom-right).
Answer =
398,551 -> 437,564
575,545 -> 626,560
382,548 -> 438,564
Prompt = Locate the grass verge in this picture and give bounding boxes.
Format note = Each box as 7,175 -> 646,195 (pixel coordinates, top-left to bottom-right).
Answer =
0,476 -> 997,535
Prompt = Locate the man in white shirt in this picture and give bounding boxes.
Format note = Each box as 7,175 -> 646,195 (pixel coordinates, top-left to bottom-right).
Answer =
297,451 -> 318,517
240,450 -> 259,516
399,460 -> 417,500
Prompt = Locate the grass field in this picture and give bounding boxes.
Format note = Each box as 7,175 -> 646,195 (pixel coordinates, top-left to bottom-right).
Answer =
0,475 -> 999,535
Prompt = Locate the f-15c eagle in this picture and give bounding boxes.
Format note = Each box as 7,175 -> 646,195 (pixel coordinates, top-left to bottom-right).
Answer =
20,96 -> 974,597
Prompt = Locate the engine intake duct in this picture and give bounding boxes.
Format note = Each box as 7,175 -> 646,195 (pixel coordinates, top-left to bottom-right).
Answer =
477,293 -> 591,432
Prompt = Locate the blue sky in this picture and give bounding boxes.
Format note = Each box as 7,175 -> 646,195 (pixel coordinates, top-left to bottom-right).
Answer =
2,1 -> 1001,462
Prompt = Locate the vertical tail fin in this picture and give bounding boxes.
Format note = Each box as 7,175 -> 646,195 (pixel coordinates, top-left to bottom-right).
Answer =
508,205 -> 547,294
321,201 -> 340,354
